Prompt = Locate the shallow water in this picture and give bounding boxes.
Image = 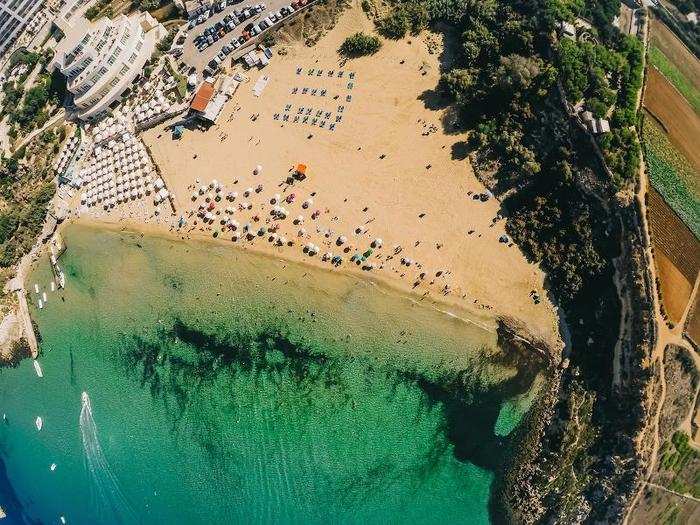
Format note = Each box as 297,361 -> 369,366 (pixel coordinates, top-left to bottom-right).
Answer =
0,225 -> 543,524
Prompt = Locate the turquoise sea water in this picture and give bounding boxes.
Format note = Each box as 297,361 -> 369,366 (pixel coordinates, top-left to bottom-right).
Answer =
0,225 -> 543,524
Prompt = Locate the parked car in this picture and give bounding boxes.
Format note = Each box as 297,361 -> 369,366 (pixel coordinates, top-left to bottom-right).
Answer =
208,59 -> 218,69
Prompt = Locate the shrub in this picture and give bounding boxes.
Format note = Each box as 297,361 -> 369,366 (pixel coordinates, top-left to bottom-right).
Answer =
339,32 -> 381,57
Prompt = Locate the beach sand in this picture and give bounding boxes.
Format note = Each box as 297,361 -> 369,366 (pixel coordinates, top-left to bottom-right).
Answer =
88,6 -> 561,350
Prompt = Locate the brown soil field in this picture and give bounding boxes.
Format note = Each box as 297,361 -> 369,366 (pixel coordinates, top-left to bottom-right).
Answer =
648,189 -> 700,324
687,292 -> 700,346
656,250 -> 693,324
644,67 -> 700,174
650,15 -> 700,89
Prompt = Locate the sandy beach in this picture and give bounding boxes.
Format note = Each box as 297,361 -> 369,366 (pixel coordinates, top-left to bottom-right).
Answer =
80,6 -> 562,350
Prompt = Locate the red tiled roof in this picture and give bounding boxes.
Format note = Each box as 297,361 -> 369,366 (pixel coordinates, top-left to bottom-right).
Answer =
190,82 -> 215,112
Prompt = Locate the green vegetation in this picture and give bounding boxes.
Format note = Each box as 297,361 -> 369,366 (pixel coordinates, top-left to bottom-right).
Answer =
377,1 -> 428,39
642,115 -> 700,237
556,31 -> 644,189
85,0 -> 112,20
659,432 -> 700,497
648,46 -> 700,115
0,155 -> 55,267
339,32 -> 381,57
164,60 -> 187,99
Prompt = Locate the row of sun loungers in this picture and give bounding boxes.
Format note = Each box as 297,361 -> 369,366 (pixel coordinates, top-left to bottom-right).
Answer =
295,67 -> 356,79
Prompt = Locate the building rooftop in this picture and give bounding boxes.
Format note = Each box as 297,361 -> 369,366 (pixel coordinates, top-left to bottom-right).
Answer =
190,81 -> 215,112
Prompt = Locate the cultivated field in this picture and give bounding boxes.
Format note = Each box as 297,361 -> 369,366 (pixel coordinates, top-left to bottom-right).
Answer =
648,46 -> 700,114
649,15 -> 700,91
648,189 -> 700,326
644,67 -> 700,174
642,113 -> 700,238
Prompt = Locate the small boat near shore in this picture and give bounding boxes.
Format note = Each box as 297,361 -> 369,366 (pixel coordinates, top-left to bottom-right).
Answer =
33,360 -> 43,378
35,416 -> 43,431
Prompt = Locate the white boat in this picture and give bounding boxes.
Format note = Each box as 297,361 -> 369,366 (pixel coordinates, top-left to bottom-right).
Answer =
60,516 -> 66,524
50,463 -> 57,471
57,269 -> 66,289
50,281 -> 56,292
35,416 -> 43,431
38,299 -> 43,309
42,292 -> 47,303
34,283 -> 39,294
33,360 -> 43,378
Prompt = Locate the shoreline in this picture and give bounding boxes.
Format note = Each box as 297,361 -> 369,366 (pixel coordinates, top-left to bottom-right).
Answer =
68,215 -> 560,358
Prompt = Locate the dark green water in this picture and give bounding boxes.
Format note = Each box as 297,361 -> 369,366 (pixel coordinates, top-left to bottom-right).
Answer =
0,225 -> 544,524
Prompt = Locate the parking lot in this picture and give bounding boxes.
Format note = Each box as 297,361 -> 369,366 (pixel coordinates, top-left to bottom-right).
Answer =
180,0 -> 304,74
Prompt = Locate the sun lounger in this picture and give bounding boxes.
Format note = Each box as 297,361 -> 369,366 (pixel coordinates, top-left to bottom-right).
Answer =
329,123 -> 336,131
291,87 -> 298,94
311,89 -> 317,96
316,110 -> 323,117
347,82 -> 353,89
316,70 -> 322,76
296,67 -> 302,74
337,71 -> 344,78
302,87 -> 309,94
311,118 -> 317,125
305,108 -> 312,115
285,104 -> 291,111
320,89 -> 327,97
297,107 -> 304,114
307,69 -> 314,75
328,70 -> 334,77
273,113 -> 280,120
349,72 -> 355,79
325,112 -> 331,119
293,116 -> 300,123
346,95 -> 352,102
337,105 -> 344,113
320,120 -> 326,128
283,114 -> 289,121
335,115 -> 342,122
302,116 -> 309,123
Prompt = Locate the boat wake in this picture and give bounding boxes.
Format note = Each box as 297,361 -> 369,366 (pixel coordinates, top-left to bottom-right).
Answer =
79,392 -> 137,524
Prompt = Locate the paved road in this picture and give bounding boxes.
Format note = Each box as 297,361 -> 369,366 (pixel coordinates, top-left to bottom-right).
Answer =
180,0 -> 296,73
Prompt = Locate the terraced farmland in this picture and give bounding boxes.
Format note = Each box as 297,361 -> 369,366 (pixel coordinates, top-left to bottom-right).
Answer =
644,68 -> 700,174
648,46 -> 700,115
647,189 -> 700,325
642,114 -> 700,238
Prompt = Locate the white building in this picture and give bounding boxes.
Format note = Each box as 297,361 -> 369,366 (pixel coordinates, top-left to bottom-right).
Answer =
50,11 -> 166,120
0,0 -> 44,58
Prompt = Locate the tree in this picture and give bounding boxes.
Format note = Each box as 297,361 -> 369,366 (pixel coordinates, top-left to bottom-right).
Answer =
440,68 -> 474,102
378,9 -> 410,39
339,33 -> 381,57
497,54 -> 541,91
